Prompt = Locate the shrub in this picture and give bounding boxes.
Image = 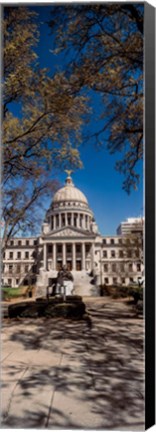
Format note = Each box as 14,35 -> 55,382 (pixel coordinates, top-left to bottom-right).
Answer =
135,300 -> 143,315
103,285 -> 130,299
128,286 -> 143,304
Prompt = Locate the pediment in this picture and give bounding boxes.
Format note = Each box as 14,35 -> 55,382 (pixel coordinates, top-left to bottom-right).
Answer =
43,227 -> 95,238
53,228 -> 87,238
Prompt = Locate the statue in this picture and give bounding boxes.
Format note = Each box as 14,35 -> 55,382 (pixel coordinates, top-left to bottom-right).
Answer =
56,265 -> 74,300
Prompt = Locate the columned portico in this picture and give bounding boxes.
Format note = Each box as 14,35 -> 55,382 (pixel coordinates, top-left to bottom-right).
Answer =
42,239 -> 95,273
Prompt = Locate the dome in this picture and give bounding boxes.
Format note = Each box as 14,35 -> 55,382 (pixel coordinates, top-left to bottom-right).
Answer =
53,175 -> 88,205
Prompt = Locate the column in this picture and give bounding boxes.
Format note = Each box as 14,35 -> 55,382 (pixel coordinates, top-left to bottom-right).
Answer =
43,243 -> 47,271
59,213 -> 61,228
53,215 -> 56,230
63,243 -> 66,265
72,243 -> 76,270
82,243 -> 86,270
65,213 -> 68,226
77,213 -> 80,228
71,213 -> 74,227
91,243 -> 95,270
87,216 -> 89,230
53,243 -> 56,270
83,215 -> 85,229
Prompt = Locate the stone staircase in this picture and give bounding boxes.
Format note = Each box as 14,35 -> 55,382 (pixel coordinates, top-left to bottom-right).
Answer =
36,269 -> 99,298
72,271 -> 99,297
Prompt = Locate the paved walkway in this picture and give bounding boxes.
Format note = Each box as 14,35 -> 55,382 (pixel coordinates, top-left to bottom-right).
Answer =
1,298 -> 144,430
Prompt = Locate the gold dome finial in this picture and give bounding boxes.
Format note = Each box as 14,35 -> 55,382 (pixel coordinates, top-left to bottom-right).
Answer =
65,169 -> 73,176
64,170 -> 74,186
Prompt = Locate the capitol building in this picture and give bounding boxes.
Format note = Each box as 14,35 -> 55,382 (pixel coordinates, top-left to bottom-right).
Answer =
2,173 -> 143,296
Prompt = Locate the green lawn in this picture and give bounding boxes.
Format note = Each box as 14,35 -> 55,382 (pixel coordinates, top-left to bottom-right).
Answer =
1,287 -> 28,300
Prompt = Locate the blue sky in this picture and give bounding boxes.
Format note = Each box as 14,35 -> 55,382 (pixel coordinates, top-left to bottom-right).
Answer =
14,5 -> 144,236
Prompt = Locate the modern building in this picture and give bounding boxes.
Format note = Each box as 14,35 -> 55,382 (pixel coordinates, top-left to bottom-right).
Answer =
116,217 -> 144,236
2,174 -> 144,296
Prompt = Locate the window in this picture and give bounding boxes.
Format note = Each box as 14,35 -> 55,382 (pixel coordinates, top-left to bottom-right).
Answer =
104,264 -> 108,272
9,265 -> 13,273
120,263 -> 125,272
56,215 -> 59,227
85,244 -> 90,253
25,251 -> 29,259
85,215 -> 88,228
3,252 -> 5,259
62,215 -> 65,226
76,245 -> 81,253
8,279 -> 12,286
110,239 -> 114,245
103,239 -> 106,245
25,265 -> 29,272
16,279 -> 19,285
121,278 -> 125,284
113,277 -> 117,284
17,251 -> 21,259
111,250 -> 115,258
18,240 -> 21,246
135,250 -> 139,258
48,245 -> 52,253
10,240 -> 14,246
26,240 -> 29,246
137,263 -> 141,271
67,244 -> 72,253
127,250 -> 132,258
112,263 -> 116,272
103,250 -> 107,258
9,252 -> 13,259
34,240 -> 37,245
104,277 -> 109,284
80,215 -> 83,227
51,217 -> 54,230
67,215 -> 71,226
119,250 -> 123,258
129,263 -> 133,272
17,265 -> 21,273
119,239 -> 122,245
57,245 -> 62,253
130,277 -> 134,282
74,214 -> 77,227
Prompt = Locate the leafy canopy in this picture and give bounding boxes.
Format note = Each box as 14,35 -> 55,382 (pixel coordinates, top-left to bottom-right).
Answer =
49,3 -> 143,193
2,6 -> 87,248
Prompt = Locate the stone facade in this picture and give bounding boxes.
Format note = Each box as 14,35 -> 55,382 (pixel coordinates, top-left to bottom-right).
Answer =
2,174 -> 144,294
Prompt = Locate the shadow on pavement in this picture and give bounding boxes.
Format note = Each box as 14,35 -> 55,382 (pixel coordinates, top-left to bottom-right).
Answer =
1,299 -> 144,430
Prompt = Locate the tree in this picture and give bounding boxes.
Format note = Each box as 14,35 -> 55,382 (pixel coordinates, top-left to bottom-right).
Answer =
2,6 -> 88,249
49,3 -> 143,193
